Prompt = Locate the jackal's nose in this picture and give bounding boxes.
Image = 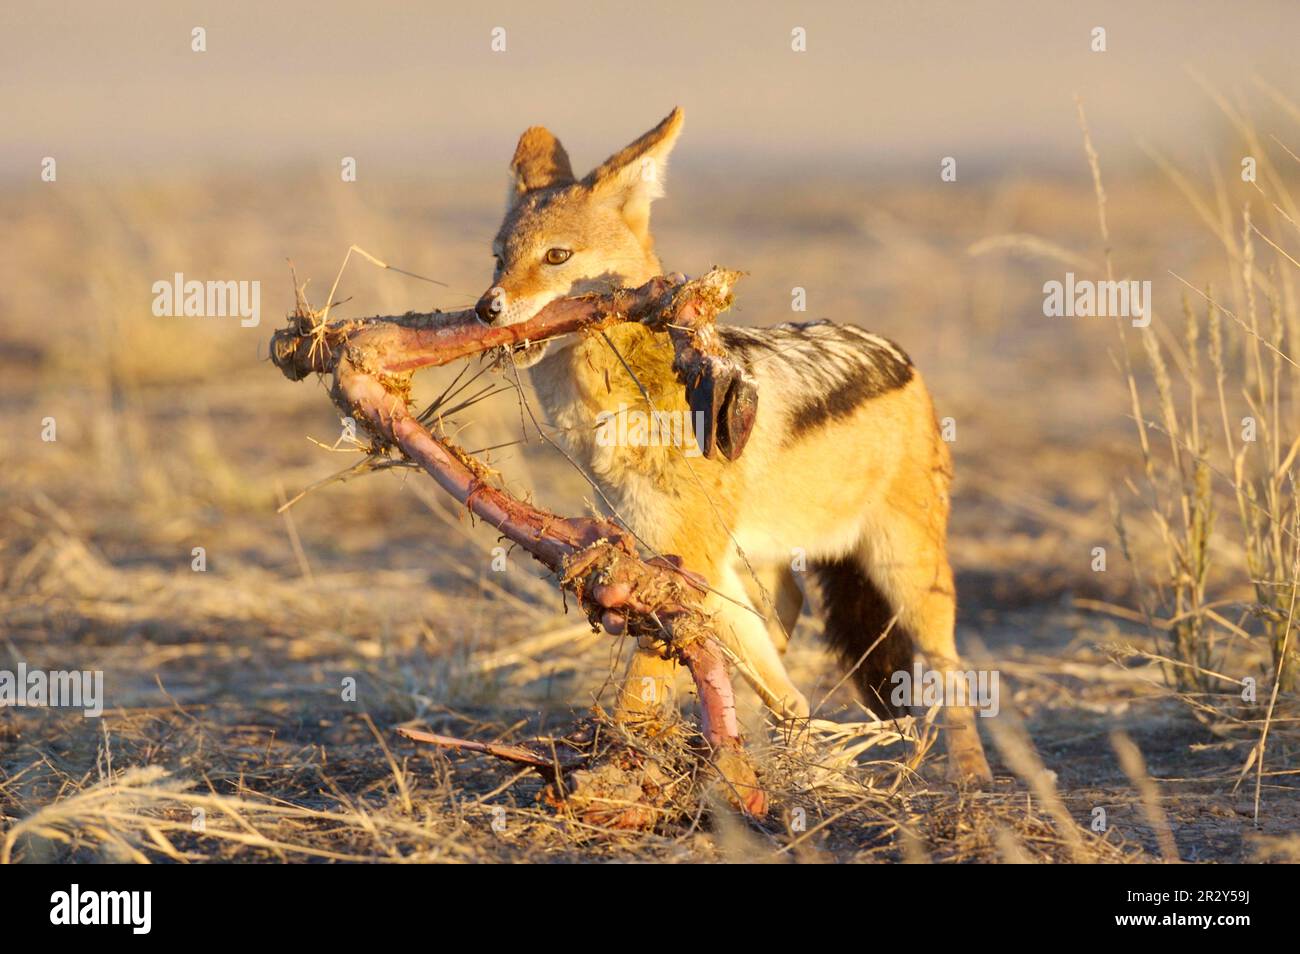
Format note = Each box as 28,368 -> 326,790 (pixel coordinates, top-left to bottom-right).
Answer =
475,287 -> 505,325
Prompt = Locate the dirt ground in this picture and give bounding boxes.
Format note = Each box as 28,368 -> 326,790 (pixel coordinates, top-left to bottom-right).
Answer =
2,163 -> 1298,863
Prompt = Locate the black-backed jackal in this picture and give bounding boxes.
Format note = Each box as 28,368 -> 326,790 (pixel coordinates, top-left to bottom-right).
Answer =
474,108 -> 992,785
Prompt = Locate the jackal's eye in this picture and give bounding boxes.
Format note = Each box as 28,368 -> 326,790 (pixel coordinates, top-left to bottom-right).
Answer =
544,248 -> 572,266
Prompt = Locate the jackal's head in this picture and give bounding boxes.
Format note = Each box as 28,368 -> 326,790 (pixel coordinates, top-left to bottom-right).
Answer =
475,107 -> 684,365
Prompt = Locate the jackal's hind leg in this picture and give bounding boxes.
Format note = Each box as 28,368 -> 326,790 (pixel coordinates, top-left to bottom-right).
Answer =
864,509 -> 992,786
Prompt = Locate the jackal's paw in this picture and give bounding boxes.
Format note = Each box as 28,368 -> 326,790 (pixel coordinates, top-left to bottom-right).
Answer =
945,751 -> 994,789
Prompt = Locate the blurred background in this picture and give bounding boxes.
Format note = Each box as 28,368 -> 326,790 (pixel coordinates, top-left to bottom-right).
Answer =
3,1 -> 1299,861
5,0 -> 1298,174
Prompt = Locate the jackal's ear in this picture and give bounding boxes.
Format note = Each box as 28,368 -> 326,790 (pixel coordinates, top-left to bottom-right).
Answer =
584,107 -> 684,245
509,126 -> 575,203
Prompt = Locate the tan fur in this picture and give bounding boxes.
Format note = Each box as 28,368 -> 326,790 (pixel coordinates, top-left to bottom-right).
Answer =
476,107 -> 992,785
510,126 -> 575,196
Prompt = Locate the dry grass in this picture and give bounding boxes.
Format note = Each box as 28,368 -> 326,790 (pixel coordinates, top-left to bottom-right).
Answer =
1096,84 -> 1300,826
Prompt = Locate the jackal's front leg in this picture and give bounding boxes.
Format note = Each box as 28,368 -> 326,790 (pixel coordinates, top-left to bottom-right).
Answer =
615,641 -> 679,721
614,564 -> 808,724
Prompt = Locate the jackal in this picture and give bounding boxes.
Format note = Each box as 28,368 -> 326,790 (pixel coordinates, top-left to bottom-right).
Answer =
474,107 -> 992,784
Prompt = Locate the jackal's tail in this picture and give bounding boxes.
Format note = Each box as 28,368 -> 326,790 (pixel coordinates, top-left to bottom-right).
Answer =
812,558 -> 915,718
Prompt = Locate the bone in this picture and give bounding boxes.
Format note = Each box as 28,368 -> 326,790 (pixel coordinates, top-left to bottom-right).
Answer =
270,268 -> 766,818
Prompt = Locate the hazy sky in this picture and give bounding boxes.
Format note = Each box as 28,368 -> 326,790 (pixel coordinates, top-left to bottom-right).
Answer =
4,1 -> 1298,180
